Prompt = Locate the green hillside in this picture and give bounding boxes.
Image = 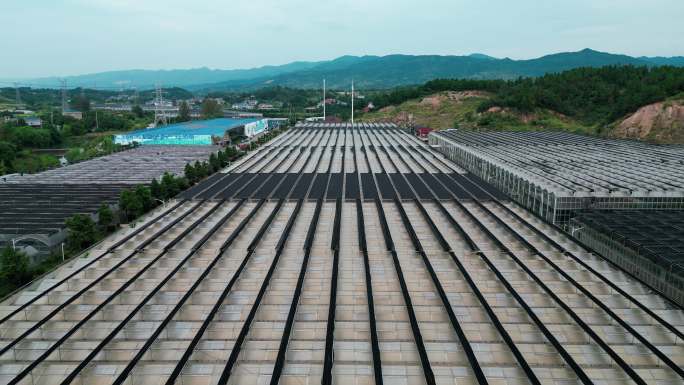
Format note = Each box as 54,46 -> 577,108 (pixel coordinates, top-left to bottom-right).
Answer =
16,49 -> 684,91
360,91 -> 589,134
360,65 -> 684,142
201,49 -> 653,91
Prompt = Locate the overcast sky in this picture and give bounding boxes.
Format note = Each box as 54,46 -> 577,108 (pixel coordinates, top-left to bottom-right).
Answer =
1,0 -> 683,78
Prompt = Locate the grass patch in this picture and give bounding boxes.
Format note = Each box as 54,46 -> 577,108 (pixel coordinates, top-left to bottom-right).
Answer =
360,93 -> 487,128
360,91 -> 594,134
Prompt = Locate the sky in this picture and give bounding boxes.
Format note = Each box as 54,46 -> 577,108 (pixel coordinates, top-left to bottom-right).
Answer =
1,0 -> 683,78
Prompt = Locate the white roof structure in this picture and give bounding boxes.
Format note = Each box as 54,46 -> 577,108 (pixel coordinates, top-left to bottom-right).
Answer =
2,145 -> 218,185
432,131 -> 684,198
1,124 -> 682,385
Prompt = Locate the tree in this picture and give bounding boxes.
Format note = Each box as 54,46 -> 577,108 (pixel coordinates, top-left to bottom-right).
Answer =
193,161 -> 206,179
65,214 -> 97,251
177,176 -> 190,191
201,161 -> 211,177
65,148 -> 86,163
97,204 -> 114,231
225,146 -> 237,158
178,101 -> 191,122
201,98 -> 222,119
71,95 -> 91,112
47,124 -> 62,145
161,172 -> 180,199
184,163 -> 197,184
135,185 -> 153,211
150,178 -> 162,200
10,126 -> 53,148
0,248 -> 32,288
217,150 -> 227,167
119,189 -> 143,221
0,141 -> 16,169
132,105 -> 144,118
209,153 -> 220,172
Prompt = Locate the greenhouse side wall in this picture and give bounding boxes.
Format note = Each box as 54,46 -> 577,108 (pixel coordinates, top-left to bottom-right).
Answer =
570,217 -> 684,307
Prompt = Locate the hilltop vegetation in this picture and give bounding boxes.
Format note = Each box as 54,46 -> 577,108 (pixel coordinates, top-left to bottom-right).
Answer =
361,91 -> 489,129
362,65 -> 684,141
478,66 -> 684,126
361,91 -> 587,134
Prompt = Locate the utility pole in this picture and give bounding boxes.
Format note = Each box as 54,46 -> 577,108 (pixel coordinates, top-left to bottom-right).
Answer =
61,79 -> 68,114
95,110 -> 99,131
323,79 -> 326,121
351,80 -> 354,126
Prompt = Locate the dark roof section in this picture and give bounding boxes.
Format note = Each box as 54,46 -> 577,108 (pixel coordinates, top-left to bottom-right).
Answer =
0,184 -> 126,235
575,210 -> 684,269
1,123 -> 683,385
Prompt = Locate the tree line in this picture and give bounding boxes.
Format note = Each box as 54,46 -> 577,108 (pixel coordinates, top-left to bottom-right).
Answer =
478,65 -> 684,124
367,65 -> 684,125
0,111 -> 147,175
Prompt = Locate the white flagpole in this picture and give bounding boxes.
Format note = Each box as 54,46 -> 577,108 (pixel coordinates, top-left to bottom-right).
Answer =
323,79 -> 326,121
351,80 -> 354,126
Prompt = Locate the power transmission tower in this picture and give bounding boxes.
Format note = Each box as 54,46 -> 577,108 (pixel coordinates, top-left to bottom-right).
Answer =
61,80 -> 68,113
153,84 -> 167,127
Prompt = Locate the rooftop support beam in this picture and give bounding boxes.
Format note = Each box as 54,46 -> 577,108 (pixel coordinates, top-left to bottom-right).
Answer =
0,199 -> 186,325
217,199 -> 305,384
4,200 -> 211,385
423,199 -> 540,385
0,200 -> 206,359
321,198 -> 342,385
392,142 -> 595,385
64,199 -> 250,384
374,198 -> 435,385
356,199 -> 383,385
392,198 -> 489,385
268,199 -> 324,385
501,200 -> 684,327
470,198 -> 682,380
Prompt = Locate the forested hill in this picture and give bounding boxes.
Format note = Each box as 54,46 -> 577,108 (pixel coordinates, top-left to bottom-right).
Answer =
194,49 -> 684,91
370,66 -> 684,126
16,49 -> 684,91
361,65 -> 684,143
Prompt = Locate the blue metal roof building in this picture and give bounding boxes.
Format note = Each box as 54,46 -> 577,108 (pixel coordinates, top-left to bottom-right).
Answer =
114,118 -> 259,145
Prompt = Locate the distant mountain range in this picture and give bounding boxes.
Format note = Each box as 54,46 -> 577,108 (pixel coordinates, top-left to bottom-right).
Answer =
16,49 -> 684,92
